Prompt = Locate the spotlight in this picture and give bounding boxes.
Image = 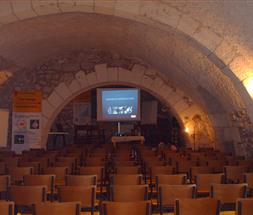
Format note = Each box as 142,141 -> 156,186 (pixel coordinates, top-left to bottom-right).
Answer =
243,76 -> 253,99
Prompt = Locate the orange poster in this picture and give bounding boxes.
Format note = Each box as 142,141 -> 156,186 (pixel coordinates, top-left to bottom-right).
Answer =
13,91 -> 42,112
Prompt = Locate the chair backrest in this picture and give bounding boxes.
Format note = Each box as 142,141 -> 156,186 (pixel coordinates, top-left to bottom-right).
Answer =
151,166 -> 174,177
211,183 -> 247,204
0,201 -> 14,215
9,185 -> 47,205
159,184 -> 196,206
115,166 -> 141,174
114,161 -> 136,166
101,201 -> 151,215
52,161 -> 74,174
110,185 -> 148,202
19,161 -> 41,174
110,174 -> 142,185
236,198 -> 253,215
0,162 -> 7,174
176,160 -> 198,174
175,198 -> 220,215
8,167 -> 33,183
207,160 -> 226,173
58,185 -> 96,208
244,173 -> 253,189
42,167 -> 68,185
79,166 -> 104,182
34,202 -> 80,215
65,175 -> 97,186
196,173 -> 224,193
190,166 -> 213,181
156,174 -> 186,186
224,166 -> 248,183
0,175 -> 10,192
23,175 -> 55,194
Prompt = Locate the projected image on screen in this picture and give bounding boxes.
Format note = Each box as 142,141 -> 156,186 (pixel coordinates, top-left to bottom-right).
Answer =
97,88 -> 140,121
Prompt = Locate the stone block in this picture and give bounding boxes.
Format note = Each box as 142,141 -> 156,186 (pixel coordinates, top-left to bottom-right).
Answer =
118,68 -> 133,83
0,2 -> 18,24
54,82 -> 71,99
115,0 -> 141,19
107,67 -> 118,82
12,0 -> 37,19
32,0 -> 60,16
177,14 -> 200,36
167,92 -> 182,105
75,70 -> 88,88
41,116 -> 48,129
68,79 -> 81,93
95,64 -> 108,83
58,0 -> 76,12
95,0 -> 116,15
141,75 -> 154,89
174,99 -> 191,113
86,72 -> 97,86
42,99 -> 55,118
75,0 -> 94,12
193,27 -> 222,52
47,91 -> 64,108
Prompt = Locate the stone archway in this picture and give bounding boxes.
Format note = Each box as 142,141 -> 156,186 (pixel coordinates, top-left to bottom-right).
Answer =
41,63 -> 215,150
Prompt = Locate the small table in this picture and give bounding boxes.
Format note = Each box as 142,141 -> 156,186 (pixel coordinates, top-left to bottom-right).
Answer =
111,135 -> 145,147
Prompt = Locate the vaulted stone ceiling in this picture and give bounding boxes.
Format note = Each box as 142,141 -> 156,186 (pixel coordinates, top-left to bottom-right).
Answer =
0,1 -> 252,156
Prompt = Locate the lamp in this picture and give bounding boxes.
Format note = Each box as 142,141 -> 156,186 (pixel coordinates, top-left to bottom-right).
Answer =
243,76 -> 253,99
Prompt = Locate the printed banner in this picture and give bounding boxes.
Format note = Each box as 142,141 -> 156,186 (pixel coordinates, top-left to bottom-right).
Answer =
12,91 -> 42,153
73,102 -> 91,125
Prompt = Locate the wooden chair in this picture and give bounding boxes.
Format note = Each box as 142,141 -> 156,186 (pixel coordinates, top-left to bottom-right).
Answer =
244,173 -> 253,192
150,166 -> 174,184
0,175 -> 10,199
207,160 -> 226,173
79,166 -> 104,192
9,185 -> 46,213
23,175 -> 55,197
156,174 -> 186,190
190,166 -> 213,182
19,161 -> 41,174
0,201 -> 14,215
176,160 -> 198,175
33,202 -> 81,215
158,184 -> 196,212
110,174 -> 142,185
65,175 -> 96,186
175,198 -> 220,215
115,166 -> 141,174
101,201 -> 152,215
114,161 -> 136,167
109,185 -> 148,201
42,167 -> 68,186
8,167 -> 33,184
195,173 -> 224,194
224,166 -> 248,183
58,185 -> 96,215
0,162 -> 7,175
236,198 -> 253,215
211,183 -> 247,206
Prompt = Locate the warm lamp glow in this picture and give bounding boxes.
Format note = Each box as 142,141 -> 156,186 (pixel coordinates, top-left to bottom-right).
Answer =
243,76 -> 253,99
185,127 -> 189,133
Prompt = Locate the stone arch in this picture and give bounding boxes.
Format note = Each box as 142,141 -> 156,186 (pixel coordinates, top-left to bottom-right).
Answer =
0,0 -> 252,120
42,64 -> 215,150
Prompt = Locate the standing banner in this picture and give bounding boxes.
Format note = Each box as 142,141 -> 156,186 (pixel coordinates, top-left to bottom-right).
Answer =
0,109 -> 9,147
73,91 -> 91,125
12,91 -> 42,153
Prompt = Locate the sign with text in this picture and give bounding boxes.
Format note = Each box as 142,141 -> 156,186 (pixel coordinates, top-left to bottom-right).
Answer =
12,91 -> 42,153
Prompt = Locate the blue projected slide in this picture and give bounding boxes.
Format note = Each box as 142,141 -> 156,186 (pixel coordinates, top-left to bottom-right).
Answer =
98,89 -> 140,121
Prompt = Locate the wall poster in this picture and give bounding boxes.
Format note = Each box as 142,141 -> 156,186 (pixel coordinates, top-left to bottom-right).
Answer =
12,91 -> 42,153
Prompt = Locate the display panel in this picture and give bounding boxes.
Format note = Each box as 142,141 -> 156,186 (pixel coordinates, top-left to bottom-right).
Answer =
97,88 -> 140,121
